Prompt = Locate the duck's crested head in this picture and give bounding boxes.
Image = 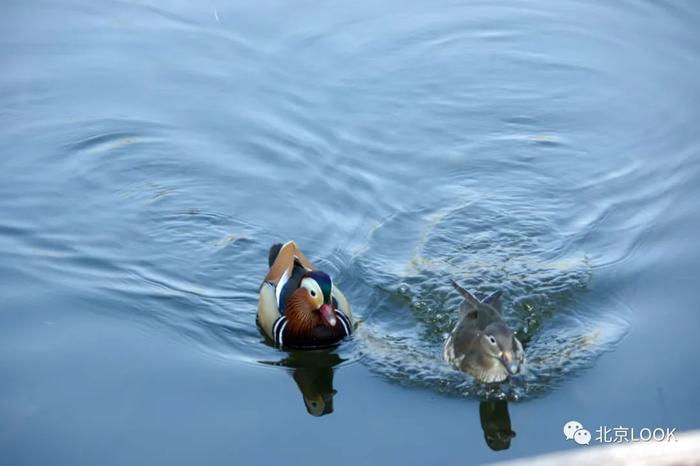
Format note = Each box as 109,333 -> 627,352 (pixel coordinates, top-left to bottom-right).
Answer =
301,271 -> 333,304
481,322 -> 522,375
299,270 -> 336,327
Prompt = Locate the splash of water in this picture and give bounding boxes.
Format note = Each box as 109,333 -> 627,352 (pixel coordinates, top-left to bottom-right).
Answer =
353,201 -> 629,400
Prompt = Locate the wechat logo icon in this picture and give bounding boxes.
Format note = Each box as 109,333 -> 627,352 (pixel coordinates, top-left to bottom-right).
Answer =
563,420 -> 591,446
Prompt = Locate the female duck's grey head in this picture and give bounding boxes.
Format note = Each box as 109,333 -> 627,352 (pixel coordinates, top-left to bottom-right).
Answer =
481,322 -> 522,376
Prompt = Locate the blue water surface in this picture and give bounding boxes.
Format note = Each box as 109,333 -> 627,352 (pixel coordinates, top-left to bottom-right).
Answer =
1,1 -> 699,464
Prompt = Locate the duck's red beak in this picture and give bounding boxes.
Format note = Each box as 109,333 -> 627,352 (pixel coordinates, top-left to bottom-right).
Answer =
319,304 -> 337,327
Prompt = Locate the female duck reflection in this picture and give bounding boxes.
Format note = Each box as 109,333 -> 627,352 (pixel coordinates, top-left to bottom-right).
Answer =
479,400 -> 516,451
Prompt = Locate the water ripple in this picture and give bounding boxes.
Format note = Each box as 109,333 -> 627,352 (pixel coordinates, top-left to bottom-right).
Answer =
353,201 -> 629,399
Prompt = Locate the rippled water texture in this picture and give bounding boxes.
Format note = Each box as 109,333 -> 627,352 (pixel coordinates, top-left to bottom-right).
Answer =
2,1 -> 700,464
355,202 -> 628,399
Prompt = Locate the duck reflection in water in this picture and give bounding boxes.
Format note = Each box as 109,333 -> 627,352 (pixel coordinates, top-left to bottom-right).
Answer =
479,399 -> 516,451
266,349 -> 344,417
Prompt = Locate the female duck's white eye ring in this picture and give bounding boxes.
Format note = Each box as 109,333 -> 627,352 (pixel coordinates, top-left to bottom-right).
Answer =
487,335 -> 497,345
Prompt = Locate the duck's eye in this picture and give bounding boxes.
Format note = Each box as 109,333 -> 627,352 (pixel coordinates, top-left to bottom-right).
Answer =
310,290 -> 317,297
487,335 -> 497,345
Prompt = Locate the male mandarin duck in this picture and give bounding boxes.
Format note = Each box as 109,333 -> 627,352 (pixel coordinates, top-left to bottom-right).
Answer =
443,279 -> 524,383
257,241 -> 353,348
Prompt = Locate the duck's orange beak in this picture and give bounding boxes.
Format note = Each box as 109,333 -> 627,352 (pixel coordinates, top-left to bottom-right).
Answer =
319,304 -> 337,327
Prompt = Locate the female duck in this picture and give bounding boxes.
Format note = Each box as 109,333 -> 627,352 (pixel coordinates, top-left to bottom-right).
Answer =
443,280 -> 524,383
257,241 -> 353,348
